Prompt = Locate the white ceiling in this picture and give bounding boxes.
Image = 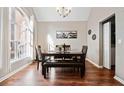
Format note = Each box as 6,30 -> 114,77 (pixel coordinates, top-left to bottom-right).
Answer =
33,7 -> 91,22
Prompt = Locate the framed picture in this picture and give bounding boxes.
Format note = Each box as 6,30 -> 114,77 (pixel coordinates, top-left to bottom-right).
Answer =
56,31 -> 77,39
88,29 -> 92,35
92,34 -> 96,40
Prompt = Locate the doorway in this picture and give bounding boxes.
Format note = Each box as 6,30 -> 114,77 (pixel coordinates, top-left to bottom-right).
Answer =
101,15 -> 116,71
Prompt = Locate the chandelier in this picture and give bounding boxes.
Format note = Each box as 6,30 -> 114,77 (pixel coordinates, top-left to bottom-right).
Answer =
56,7 -> 72,18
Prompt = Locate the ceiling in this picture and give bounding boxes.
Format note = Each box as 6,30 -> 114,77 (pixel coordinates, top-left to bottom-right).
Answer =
33,7 -> 91,22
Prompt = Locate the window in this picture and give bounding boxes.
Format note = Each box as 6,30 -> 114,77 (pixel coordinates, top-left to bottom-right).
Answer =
47,34 -> 54,51
9,8 -> 33,62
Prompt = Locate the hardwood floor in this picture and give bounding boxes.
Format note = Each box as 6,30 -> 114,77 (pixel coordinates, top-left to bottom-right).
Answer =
0,61 -> 123,86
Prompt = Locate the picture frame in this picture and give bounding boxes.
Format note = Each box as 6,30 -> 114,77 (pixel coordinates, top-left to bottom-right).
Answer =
92,34 -> 96,40
88,29 -> 92,35
56,31 -> 77,39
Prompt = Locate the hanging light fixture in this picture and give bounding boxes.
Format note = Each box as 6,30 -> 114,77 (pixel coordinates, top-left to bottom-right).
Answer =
56,7 -> 72,18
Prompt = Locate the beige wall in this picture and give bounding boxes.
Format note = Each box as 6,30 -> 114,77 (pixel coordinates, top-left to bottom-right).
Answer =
37,21 -> 87,51
87,7 -> 124,83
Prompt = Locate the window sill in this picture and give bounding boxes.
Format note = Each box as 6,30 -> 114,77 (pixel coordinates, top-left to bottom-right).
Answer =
10,57 -> 31,64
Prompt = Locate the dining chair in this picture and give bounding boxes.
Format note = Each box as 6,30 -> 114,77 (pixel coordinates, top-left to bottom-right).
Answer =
81,45 -> 88,71
82,46 -> 88,55
63,45 -> 72,60
72,45 -> 88,71
54,45 -> 64,60
63,44 -> 71,51
35,45 -> 50,70
35,46 -> 41,70
74,45 -> 88,61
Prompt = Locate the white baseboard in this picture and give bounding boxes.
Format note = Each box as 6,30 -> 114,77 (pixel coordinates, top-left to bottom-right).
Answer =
114,76 -> 124,85
0,62 -> 32,83
86,58 -> 103,68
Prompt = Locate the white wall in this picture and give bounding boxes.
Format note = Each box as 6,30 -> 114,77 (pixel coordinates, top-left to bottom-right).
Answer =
87,7 -> 124,82
37,21 -> 87,51
116,8 -> 124,81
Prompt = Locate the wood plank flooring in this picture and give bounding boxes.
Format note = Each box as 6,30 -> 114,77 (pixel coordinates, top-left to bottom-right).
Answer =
0,61 -> 123,86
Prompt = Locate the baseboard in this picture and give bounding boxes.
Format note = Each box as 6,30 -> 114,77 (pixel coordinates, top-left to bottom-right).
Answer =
86,58 -> 103,68
114,76 -> 124,85
0,62 -> 32,83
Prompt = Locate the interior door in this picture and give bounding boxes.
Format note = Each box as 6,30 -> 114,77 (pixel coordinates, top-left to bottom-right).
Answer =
103,21 -> 111,69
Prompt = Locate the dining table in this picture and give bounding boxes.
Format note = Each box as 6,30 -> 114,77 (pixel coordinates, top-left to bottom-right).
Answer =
41,50 -> 86,78
41,51 -> 84,62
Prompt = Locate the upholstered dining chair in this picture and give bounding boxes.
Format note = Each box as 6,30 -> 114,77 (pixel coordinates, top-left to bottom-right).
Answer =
82,46 -> 88,55
76,45 -> 88,62
35,45 -> 50,70
35,46 -> 41,70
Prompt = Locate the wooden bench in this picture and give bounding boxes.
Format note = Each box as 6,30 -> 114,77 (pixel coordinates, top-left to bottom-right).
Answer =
42,46 -> 88,78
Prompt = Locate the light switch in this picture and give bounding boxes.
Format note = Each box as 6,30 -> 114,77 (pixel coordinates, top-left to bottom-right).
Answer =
118,39 -> 122,44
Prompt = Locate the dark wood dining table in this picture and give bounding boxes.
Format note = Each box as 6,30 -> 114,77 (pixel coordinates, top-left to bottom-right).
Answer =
41,51 -> 84,62
41,51 -> 86,78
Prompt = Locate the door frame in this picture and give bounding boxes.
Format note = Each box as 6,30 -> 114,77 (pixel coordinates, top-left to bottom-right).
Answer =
99,14 -> 115,68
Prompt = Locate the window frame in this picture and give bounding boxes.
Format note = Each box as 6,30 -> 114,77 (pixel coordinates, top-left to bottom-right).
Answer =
9,8 -> 33,63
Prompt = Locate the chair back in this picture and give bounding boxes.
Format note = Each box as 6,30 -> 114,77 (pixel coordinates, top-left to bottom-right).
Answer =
82,46 -> 88,55
56,44 -> 71,52
64,45 -> 71,51
37,45 -> 42,60
35,45 -> 42,61
35,47 -> 39,61
81,46 -> 88,62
